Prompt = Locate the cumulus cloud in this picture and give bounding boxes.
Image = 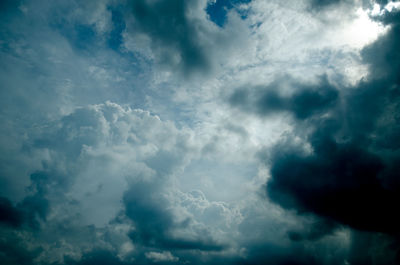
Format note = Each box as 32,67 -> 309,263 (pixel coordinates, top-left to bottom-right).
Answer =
0,101 -> 248,264
1,0 -> 400,264
0,101 -> 194,262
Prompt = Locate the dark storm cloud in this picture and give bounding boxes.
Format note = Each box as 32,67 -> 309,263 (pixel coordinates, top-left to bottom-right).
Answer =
0,197 -> 23,228
0,172 -> 51,230
255,2 -> 400,240
226,4 -> 400,264
127,0 -> 211,74
0,195 -> 48,264
267,128 -> 400,234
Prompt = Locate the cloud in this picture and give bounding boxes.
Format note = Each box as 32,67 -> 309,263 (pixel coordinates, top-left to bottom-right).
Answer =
145,251 -> 179,263
238,5 -> 400,263
310,0 -> 345,9
238,2 -> 400,235
0,101 -> 243,264
229,75 -> 339,120
0,228 -> 40,265
124,182 -> 227,252
0,101 -> 199,263
123,0 -> 211,75
122,0 -> 250,77
0,176 -> 50,230
222,2 -> 400,263
1,0 -> 399,264
0,197 -> 23,228
65,249 -> 128,265
267,130 -> 400,233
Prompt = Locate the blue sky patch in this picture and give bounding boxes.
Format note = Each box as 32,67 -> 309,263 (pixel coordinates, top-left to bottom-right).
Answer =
107,8 -> 126,51
206,0 -> 251,27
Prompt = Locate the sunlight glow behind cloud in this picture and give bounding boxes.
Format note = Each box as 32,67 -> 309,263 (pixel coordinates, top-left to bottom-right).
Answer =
343,7 -> 387,48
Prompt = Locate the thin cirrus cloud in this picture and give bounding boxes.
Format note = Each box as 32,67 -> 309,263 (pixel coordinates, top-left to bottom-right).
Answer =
1,0 -> 400,265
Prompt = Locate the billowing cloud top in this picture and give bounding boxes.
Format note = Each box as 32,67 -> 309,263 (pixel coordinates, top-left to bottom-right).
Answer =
1,0 -> 400,264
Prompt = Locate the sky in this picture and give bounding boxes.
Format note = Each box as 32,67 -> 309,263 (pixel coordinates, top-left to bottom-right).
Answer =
0,0 -> 400,264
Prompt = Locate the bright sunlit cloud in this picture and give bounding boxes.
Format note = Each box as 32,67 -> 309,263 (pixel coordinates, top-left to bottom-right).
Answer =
342,7 -> 387,48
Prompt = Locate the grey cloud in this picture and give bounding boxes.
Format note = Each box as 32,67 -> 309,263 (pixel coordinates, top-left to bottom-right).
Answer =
0,228 -> 40,265
308,0 -> 373,11
229,75 -> 338,120
128,0 -> 210,74
64,249 -> 128,265
232,4 -> 400,237
347,231 -> 400,265
246,6 -> 400,264
224,3 -> 400,263
0,173 -> 50,231
232,242 -> 346,265
0,197 -> 23,228
287,219 -> 338,242
123,0 -> 248,77
124,181 -> 225,252
310,0 -> 345,9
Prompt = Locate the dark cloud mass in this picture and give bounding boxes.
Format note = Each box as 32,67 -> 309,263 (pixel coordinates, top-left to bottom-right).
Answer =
0,197 -> 23,228
242,7 -> 400,230
128,0 -> 210,74
247,7 -> 400,264
230,76 -> 339,120
227,3 -> 400,263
